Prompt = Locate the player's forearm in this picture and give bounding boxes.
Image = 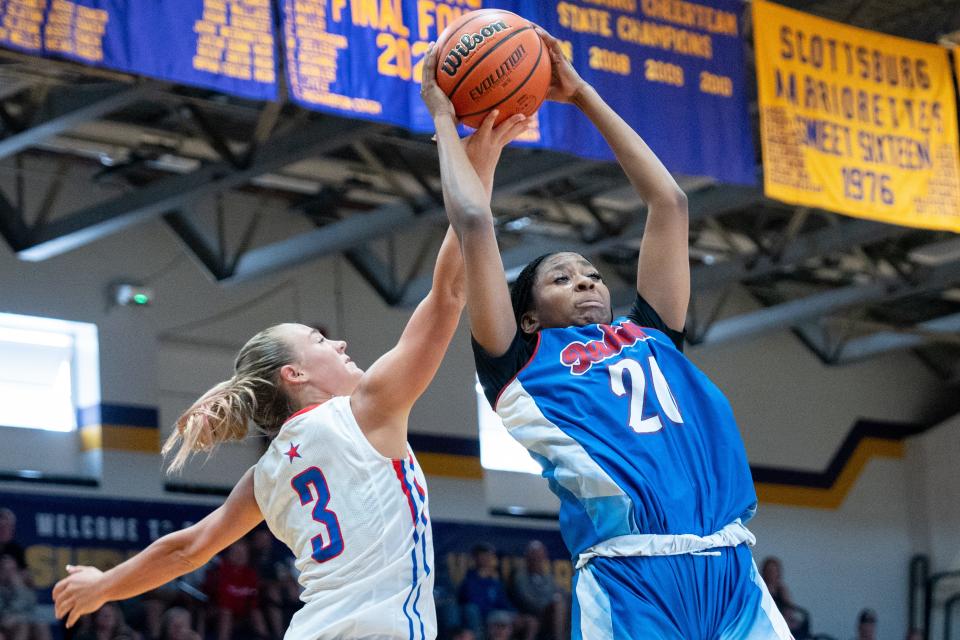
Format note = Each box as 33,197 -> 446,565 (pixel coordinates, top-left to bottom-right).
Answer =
434,115 -> 494,234
430,226 -> 466,306
572,85 -> 685,210
97,530 -> 202,602
472,154 -> 497,202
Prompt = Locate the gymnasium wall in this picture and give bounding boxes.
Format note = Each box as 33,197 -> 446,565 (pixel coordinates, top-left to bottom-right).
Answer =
0,164 -> 954,639
906,414 -> 960,572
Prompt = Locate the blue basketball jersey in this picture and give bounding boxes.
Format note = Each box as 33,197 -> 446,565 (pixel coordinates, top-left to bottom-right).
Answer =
486,317 -> 757,559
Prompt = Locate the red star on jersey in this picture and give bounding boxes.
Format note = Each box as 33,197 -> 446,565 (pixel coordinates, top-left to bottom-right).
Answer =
284,443 -> 302,463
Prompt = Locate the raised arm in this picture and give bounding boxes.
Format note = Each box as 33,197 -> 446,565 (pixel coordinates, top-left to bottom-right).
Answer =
419,43 -> 525,356
351,74 -> 530,452
536,29 -> 690,330
53,468 -> 263,627
350,223 -> 465,454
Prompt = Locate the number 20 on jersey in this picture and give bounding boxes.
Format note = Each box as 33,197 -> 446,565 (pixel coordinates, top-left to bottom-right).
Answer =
608,356 -> 683,433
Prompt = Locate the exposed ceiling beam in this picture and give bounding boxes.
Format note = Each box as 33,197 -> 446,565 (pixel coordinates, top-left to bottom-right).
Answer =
395,184 -> 764,306
225,155 -> 597,283
696,248 -> 960,346
162,211 -> 229,280
833,312 -> 960,363
697,282 -> 888,345
343,246 -> 402,305
16,116 -> 384,261
0,82 -> 154,160
692,218 -> 910,289
0,187 -> 28,249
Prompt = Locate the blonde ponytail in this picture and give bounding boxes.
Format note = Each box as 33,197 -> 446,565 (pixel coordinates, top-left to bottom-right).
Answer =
164,325 -> 296,473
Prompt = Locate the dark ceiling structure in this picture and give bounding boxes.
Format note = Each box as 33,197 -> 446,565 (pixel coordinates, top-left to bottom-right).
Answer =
1,0 -> 960,383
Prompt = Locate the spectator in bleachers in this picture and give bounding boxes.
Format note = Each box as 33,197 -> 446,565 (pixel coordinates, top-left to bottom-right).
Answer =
0,512 -> 25,572
511,540 -> 568,640
133,586 -> 177,640
122,561 -> 209,640
433,562 -> 463,638
761,556 -> 809,638
249,528 -> 286,580
458,543 -> 516,638
0,554 -> 35,640
449,627 -> 476,640
760,556 -> 793,611
74,603 -> 139,640
248,528 -> 286,638
203,540 -> 268,640
274,559 -> 302,630
157,607 -> 199,640
485,610 -> 515,640
854,608 -> 877,640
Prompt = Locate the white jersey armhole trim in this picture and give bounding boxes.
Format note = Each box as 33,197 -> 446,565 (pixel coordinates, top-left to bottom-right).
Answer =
334,395 -> 405,463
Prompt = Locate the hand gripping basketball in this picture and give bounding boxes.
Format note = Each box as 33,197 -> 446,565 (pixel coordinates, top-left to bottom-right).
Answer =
433,9 -> 551,128
421,42 -> 457,122
534,26 -> 590,104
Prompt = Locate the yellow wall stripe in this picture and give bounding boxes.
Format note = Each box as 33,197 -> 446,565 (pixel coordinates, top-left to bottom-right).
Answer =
423,437 -> 906,509
755,438 -> 904,509
417,452 -> 484,480
79,425 -> 101,452
79,424 -> 160,453
78,411 -> 908,510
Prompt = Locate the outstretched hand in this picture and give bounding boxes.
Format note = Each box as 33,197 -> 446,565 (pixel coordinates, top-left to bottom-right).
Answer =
462,109 -> 532,190
421,38 -> 532,191
534,26 -> 590,104
53,564 -> 107,628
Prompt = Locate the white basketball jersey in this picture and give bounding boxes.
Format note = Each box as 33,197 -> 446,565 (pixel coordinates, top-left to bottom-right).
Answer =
253,396 -> 435,640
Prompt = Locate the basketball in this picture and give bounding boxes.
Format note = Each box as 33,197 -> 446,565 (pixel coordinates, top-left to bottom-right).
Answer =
434,9 -> 552,128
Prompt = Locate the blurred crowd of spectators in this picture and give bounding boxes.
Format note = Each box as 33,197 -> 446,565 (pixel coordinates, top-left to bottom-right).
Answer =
759,556 -> 923,640
436,541 -> 569,640
0,504 -> 931,640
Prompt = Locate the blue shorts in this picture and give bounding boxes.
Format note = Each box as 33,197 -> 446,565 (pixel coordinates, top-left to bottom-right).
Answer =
572,545 -> 793,640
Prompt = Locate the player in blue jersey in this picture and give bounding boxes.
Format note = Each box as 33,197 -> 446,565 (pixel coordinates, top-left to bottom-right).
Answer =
421,28 -> 793,640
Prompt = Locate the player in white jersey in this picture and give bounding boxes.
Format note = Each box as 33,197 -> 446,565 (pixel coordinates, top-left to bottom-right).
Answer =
51,112 -> 532,639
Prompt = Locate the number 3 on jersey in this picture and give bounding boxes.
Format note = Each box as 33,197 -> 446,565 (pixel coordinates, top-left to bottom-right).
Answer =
291,467 -> 344,562
608,356 -> 683,433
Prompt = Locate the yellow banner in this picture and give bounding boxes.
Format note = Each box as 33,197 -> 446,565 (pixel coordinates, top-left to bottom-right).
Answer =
956,48 -> 960,102
753,0 -> 960,231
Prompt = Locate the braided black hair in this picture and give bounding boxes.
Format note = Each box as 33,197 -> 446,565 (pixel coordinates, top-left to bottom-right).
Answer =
510,252 -> 558,336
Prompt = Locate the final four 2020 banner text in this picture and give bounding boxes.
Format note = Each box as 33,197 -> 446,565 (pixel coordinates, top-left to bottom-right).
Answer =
753,0 -> 960,231
281,0 -> 756,184
0,0 -> 756,186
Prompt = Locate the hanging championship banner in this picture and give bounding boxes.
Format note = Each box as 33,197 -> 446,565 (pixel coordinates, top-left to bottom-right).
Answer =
753,0 -> 960,231
280,0 -> 757,185
0,0 -> 278,101
0,1 -> 755,184
955,48 -> 960,98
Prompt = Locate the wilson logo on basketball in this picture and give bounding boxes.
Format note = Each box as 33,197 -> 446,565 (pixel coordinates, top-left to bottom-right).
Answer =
560,323 -> 651,375
468,43 -> 525,101
440,20 -> 511,77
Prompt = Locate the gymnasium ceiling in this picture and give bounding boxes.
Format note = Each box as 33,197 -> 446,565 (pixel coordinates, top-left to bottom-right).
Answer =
1,0 -> 960,385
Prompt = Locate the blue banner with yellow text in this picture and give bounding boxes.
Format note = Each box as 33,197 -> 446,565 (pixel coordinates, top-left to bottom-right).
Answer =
280,0 -> 756,184
0,0 -> 753,183
754,0 -> 960,231
0,0 -> 277,100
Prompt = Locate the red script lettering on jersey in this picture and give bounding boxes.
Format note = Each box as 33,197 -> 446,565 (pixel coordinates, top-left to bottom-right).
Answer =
560,323 -> 650,375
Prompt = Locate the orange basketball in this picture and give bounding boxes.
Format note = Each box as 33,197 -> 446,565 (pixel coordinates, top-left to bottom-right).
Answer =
434,9 -> 551,129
